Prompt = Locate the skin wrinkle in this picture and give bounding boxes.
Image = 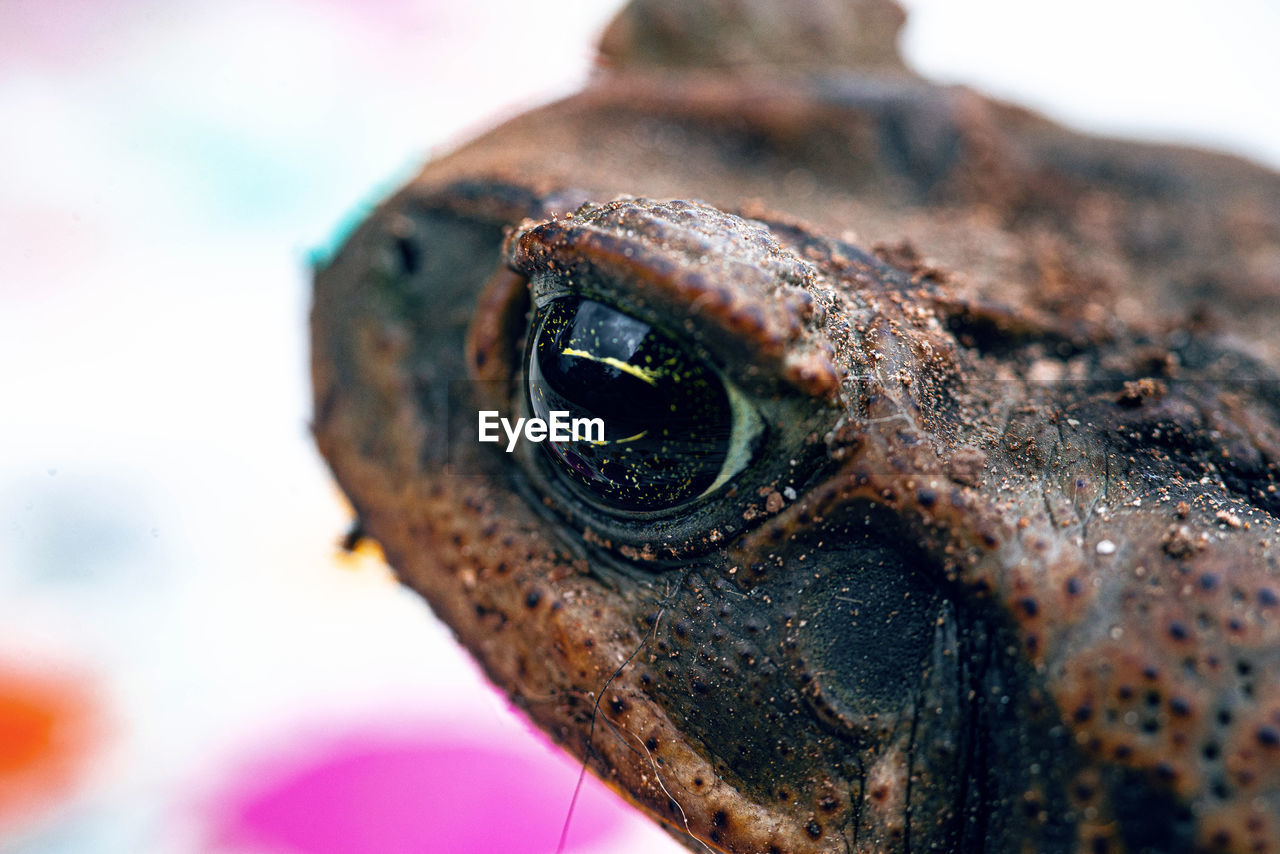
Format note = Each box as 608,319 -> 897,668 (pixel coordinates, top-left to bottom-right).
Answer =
558,594 -> 668,854
1045,420 -> 1066,532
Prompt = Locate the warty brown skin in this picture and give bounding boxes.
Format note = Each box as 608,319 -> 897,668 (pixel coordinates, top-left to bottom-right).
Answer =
311,2 -> 1280,851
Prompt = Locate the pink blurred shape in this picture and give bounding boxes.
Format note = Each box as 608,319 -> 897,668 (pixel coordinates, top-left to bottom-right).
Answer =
211,728 -> 624,854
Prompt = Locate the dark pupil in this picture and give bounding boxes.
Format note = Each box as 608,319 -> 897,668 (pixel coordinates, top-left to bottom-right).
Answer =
527,297 -> 732,511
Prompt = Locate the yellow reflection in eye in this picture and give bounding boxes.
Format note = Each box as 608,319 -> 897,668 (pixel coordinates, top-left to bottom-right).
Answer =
560,348 -> 661,386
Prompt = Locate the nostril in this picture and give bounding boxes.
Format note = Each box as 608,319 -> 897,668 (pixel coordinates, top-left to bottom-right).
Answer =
394,234 -> 422,276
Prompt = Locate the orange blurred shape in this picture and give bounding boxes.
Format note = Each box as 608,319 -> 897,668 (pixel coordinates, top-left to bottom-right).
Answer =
329,493 -> 391,575
335,530 -> 387,571
0,664 -> 99,831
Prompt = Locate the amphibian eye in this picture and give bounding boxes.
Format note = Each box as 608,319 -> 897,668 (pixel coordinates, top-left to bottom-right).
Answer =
526,296 -> 760,513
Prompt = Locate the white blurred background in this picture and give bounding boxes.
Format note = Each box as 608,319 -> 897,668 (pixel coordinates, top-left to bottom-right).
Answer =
1,1 -> 1277,852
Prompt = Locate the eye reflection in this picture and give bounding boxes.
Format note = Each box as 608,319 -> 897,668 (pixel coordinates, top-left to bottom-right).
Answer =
526,297 -> 755,512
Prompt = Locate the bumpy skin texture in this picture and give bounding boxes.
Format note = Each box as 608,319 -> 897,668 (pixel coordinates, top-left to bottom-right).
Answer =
311,2 -> 1280,852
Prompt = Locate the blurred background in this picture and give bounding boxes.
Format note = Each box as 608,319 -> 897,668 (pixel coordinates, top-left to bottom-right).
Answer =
1,1 -> 1277,852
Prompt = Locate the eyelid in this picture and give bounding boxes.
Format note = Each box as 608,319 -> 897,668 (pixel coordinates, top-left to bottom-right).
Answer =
506,199 -> 840,401
701,379 -> 763,498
